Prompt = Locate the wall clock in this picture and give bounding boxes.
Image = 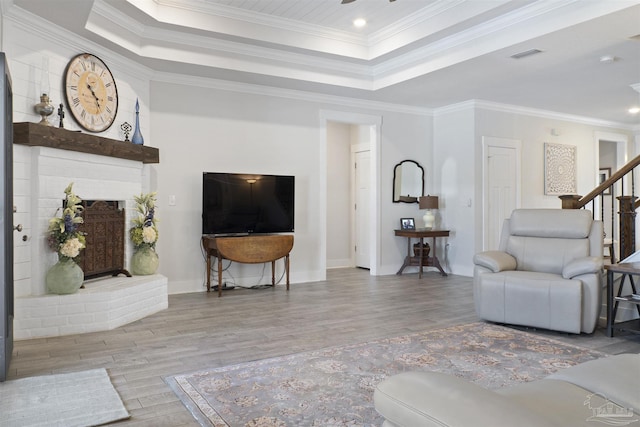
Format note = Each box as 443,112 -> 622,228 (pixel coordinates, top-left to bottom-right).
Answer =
64,53 -> 118,132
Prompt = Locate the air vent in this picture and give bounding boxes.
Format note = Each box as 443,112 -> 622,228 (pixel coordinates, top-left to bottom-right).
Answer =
510,49 -> 543,59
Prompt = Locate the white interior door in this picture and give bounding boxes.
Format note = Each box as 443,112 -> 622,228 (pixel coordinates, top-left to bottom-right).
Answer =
354,150 -> 370,268
483,137 -> 521,250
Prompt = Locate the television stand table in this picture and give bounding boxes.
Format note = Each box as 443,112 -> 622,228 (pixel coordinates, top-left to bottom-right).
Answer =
202,234 -> 294,297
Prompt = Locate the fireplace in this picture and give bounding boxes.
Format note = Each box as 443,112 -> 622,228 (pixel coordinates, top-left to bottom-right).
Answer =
12,123 -> 167,339
78,200 -> 130,280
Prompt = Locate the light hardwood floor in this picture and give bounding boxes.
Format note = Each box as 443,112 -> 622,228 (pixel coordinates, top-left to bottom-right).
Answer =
7,268 -> 640,426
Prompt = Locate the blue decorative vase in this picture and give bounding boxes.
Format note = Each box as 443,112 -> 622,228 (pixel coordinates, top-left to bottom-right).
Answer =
131,98 -> 144,145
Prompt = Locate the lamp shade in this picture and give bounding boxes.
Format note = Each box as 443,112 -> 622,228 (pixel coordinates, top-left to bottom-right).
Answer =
419,195 -> 439,210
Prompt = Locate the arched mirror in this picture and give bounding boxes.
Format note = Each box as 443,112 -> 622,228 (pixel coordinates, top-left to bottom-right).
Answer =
393,160 -> 424,203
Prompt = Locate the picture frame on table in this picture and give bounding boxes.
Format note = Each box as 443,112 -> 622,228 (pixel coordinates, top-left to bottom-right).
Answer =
400,218 -> 415,230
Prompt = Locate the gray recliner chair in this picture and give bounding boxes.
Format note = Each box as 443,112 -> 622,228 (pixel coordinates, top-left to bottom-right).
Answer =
473,209 -> 603,334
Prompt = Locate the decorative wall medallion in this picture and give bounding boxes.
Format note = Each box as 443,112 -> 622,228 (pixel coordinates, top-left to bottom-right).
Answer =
544,143 -> 577,195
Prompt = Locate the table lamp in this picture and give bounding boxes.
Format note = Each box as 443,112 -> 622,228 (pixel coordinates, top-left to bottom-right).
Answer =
419,195 -> 439,229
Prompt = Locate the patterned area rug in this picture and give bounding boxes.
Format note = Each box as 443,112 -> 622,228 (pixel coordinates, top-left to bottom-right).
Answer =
166,322 -> 605,427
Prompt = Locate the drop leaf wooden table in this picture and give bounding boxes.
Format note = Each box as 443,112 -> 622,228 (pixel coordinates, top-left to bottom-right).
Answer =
202,235 -> 293,297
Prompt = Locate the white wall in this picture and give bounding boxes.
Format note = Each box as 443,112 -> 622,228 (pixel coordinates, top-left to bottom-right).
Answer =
474,108 -> 634,211
433,107 -> 476,276
432,102 -> 635,276
150,81 -> 433,292
378,112 -> 433,275
151,82 -> 322,291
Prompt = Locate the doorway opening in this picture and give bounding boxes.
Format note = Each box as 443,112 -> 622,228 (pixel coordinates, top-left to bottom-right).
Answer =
321,111 -> 381,276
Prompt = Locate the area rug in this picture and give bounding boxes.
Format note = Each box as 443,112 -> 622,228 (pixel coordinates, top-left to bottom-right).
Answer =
166,322 -> 606,427
0,368 -> 130,427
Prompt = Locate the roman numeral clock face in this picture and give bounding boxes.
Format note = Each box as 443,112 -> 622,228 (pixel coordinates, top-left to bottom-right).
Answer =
64,53 -> 118,132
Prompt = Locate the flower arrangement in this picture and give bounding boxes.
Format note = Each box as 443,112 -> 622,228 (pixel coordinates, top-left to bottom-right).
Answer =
47,183 -> 86,261
130,192 -> 158,250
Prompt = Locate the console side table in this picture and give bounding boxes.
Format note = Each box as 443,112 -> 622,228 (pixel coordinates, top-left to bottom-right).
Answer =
604,262 -> 640,337
202,234 -> 293,297
394,229 -> 449,277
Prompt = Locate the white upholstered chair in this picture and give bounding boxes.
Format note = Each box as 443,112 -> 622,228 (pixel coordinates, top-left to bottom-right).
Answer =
473,209 -> 604,334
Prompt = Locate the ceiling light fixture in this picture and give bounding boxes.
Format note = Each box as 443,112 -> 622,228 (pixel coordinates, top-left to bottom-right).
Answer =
600,55 -> 617,64
353,18 -> 366,28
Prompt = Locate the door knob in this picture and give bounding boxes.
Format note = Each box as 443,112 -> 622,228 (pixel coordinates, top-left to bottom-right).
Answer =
13,206 -> 22,232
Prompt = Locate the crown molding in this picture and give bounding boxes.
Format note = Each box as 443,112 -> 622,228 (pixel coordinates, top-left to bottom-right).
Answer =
88,0 -> 640,94
125,0 -> 371,59
435,100 -> 636,130
92,0 -> 143,39
0,0 -> 14,14
91,0 -> 373,79
87,0 -> 582,92
372,0 -> 581,78
149,0 -> 367,46
141,26 -> 372,77
4,6 -> 80,54
4,3 -> 154,82
368,0 -> 467,46
5,0 -> 639,129
152,71 -> 432,117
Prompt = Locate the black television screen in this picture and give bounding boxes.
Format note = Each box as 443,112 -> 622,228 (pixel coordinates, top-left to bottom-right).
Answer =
202,172 -> 295,235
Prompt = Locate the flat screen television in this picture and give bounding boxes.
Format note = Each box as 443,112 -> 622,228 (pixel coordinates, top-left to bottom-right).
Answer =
202,172 -> 295,235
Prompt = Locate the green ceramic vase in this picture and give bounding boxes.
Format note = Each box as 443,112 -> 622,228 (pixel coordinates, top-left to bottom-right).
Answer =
46,258 -> 84,294
131,246 -> 159,275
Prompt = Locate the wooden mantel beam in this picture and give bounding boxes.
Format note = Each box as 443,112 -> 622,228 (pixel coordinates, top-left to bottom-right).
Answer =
12,122 -> 159,164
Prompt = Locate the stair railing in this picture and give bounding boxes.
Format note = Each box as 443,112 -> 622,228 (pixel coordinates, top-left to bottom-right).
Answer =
560,153 -> 640,262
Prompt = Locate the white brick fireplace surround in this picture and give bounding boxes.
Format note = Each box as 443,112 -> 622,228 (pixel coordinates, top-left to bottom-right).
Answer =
13,139 -> 167,340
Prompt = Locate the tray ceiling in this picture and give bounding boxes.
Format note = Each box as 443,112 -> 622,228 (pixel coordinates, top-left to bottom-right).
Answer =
8,0 -> 640,125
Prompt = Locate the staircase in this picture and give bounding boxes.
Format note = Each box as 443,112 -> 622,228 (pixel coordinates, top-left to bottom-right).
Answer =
560,153 -> 640,263
560,156 -> 640,326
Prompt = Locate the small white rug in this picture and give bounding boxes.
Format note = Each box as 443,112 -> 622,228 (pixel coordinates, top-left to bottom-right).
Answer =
0,368 -> 130,427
